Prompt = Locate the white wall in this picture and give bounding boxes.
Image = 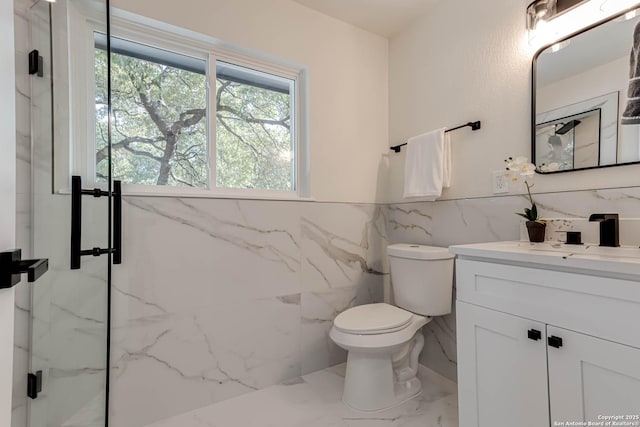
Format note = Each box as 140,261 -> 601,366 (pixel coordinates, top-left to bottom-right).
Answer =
112,0 -> 389,204
1,0 -> 17,424
537,56 -> 628,113
387,0 -> 640,202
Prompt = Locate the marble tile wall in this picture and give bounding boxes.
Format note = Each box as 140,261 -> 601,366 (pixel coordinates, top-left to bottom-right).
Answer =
109,198 -> 386,427
388,186 -> 640,382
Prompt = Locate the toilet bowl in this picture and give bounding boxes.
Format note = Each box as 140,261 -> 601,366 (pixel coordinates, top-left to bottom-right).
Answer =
329,244 -> 454,412
329,303 -> 430,411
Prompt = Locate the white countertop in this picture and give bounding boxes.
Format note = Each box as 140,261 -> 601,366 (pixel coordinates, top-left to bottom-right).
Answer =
449,241 -> 640,280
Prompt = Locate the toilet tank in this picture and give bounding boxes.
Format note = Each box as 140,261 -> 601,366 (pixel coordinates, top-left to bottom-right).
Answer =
387,244 -> 455,316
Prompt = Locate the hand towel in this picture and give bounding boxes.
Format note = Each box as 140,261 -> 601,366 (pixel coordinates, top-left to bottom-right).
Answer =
403,127 -> 451,200
622,20 -> 640,124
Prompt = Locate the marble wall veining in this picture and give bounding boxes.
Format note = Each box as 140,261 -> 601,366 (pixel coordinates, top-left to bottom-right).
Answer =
109,198 -> 386,427
388,185 -> 640,382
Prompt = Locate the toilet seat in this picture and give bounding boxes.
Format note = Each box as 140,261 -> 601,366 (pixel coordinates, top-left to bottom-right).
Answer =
334,303 -> 413,335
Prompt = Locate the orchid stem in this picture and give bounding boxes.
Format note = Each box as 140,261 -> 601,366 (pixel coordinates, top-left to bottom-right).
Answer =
525,181 -> 534,206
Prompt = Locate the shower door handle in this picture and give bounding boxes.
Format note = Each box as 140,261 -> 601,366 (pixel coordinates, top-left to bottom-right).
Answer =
113,180 -> 122,265
70,176 -> 122,269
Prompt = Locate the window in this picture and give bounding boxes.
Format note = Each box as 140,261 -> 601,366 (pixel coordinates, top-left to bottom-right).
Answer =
95,36 -> 209,188
215,62 -> 294,191
90,22 -> 304,197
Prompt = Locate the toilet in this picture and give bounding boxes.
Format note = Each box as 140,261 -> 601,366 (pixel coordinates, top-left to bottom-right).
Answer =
329,244 -> 455,412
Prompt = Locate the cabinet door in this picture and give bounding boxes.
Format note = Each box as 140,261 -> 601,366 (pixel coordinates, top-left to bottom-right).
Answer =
548,326 -> 640,424
457,302 -> 550,427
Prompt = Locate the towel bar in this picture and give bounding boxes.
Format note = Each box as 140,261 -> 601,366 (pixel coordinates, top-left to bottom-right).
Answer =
390,121 -> 481,153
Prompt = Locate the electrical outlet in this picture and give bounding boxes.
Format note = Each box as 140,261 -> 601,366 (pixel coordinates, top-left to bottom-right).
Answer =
492,170 -> 509,194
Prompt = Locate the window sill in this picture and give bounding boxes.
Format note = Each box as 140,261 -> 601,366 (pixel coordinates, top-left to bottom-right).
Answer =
55,186 -> 315,202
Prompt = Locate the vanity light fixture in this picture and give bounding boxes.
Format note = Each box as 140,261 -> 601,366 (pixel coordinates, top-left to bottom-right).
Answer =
527,0 -> 557,34
527,0 -> 556,30
527,0 -> 593,45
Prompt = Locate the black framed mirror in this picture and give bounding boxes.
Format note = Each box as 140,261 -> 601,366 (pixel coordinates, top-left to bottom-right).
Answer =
532,5 -> 640,173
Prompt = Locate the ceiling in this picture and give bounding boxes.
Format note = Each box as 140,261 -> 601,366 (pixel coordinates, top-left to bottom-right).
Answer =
293,0 -> 438,38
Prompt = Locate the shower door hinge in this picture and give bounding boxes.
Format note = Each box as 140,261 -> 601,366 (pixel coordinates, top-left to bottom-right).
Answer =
28,50 -> 43,77
27,370 -> 42,399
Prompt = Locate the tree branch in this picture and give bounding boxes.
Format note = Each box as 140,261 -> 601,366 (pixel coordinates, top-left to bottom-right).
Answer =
171,109 -> 206,135
96,136 -> 165,164
217,116 -> 260,160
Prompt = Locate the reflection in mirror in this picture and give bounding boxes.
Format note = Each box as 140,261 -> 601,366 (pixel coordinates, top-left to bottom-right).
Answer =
536,108 -> 601,171
533,7 -> 640,173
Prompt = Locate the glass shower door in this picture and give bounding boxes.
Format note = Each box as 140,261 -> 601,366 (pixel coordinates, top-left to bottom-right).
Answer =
26,0 -> 112,426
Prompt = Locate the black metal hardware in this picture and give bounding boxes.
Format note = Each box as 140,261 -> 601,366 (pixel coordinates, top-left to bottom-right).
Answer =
527,329 -> 542,341
555,119 -> 581,135
113,180 -> 122,265
27,370 -> 42,399
548,336 -> 563,348
71,176 -> 82,269
0,250 -> 48,289
390,121 -> 482,153
588,213 -> 620,247
70,176 -> 122,269
566,231 -> 583,245
28,50 -> 43,77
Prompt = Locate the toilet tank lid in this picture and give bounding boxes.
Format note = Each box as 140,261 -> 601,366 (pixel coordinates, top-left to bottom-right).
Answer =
387,244 -> 455,260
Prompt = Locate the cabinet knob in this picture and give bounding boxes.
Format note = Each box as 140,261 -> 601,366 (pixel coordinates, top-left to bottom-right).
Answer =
548,335 -> 563,348
527,329 -> 542,341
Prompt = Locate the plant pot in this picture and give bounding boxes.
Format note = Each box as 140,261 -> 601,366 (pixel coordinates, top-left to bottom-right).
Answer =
526,221 -> 546,243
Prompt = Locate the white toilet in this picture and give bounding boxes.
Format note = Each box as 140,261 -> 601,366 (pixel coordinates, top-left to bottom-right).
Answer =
329,244 -> 454,412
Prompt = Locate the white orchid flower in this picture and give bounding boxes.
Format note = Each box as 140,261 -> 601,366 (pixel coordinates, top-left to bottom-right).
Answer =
504,155 -> 540,225
520,163 -> 536,176
543,162 -> 560,172
515,156 -> 528,165
505,156 -> 531,172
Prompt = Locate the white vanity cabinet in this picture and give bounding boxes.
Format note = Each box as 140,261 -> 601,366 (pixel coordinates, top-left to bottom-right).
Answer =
451,244 -> 640,427
547,326 -> 640,423
457,302 -> 550,427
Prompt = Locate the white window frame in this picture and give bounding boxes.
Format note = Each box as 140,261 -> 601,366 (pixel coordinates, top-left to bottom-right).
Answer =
61,7 -> 310,200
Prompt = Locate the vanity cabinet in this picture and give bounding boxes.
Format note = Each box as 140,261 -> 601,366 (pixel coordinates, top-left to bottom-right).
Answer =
547,326 -> 640,423
457,302 -> 549,427
453,255 -> 640,427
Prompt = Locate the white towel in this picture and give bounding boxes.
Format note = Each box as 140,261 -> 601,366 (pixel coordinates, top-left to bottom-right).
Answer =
403,127 -> 451,200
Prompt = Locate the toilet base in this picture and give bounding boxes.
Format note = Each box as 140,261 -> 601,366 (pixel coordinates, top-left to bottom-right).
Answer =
341,346 -> 423,412
343,376 -> 423,413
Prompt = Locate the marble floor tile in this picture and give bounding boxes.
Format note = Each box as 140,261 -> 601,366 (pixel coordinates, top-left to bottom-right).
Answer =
144,364 -> 458,427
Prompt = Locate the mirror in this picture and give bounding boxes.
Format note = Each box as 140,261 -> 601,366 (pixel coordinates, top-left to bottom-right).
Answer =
533,7 -> 640,173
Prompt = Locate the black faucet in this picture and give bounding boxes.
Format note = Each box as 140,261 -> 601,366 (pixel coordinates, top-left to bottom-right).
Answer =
588,214 -> 619,247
